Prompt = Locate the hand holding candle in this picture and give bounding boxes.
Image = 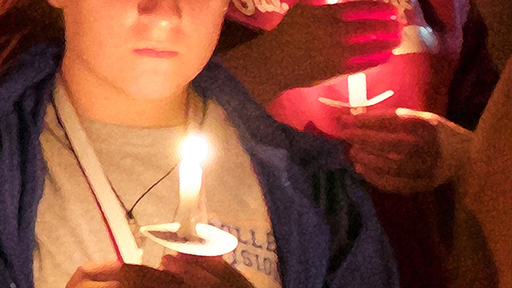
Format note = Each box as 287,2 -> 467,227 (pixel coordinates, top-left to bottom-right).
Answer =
160,254 -> 255,288
335,108 -> 472,193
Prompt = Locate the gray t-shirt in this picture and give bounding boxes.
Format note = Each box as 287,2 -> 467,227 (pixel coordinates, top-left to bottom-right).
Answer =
33,87 -> 281,288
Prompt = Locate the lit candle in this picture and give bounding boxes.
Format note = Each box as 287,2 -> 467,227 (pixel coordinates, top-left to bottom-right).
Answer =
175,134 -> 209,241
140,133 -> 239,256
178,162 -> 202,205
348,72 -> 368,115
317,72 -> 394,111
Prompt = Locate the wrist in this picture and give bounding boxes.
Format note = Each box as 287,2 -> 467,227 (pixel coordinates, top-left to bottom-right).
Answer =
436,120 -> 474,188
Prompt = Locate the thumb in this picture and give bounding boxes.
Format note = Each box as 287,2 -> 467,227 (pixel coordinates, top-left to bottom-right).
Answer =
395,108 -> 474,185
160,255 -> 221,288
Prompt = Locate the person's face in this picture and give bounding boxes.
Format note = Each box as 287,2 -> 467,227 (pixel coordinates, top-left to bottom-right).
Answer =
49,0 -> 229,99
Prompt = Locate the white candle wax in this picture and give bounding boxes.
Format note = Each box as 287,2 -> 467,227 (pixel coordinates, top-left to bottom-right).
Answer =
178,134 -> 208,211
175,161 -> 202,239
175,134 -> 209,240
179,161 -> 202,205
348,72 -> 368,107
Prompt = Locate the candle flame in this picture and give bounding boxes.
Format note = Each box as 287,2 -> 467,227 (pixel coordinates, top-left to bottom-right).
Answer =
181,134 -> 209,164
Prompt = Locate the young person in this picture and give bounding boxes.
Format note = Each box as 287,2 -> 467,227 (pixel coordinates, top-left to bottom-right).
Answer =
0,0 -> 400,288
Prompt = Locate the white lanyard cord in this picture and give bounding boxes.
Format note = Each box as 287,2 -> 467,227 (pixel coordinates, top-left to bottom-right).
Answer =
53,83 -> 142,264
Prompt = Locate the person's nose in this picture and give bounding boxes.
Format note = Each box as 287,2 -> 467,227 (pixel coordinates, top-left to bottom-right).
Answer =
137,0 -> 183,41
138,0 -> 182,26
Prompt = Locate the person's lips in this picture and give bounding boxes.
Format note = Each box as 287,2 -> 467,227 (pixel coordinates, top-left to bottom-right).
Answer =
133,48 -> 178,58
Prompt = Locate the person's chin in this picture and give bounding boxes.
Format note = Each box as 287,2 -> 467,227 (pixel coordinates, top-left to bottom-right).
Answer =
126,80 -> 180,100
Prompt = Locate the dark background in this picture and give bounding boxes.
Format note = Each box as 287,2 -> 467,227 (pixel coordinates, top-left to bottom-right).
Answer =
475,0 -> 512,71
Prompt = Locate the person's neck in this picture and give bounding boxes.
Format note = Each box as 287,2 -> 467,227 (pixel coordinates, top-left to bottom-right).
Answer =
60,57 -> 188,128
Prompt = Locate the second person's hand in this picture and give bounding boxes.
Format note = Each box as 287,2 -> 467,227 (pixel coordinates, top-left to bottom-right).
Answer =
160,254 -> 255,288
335,108 -> 473,193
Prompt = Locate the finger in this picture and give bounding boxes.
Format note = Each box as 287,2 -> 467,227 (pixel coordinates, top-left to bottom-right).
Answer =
338,112 -> 430,134
349,147 -> 400,175
353,145 -> 405,161
341,128 -> 443,163
394,108 -> 468,140
67,262 -> 122,288
338,129 -> 421,149
161,255 -> 221,288
350,147 -> 435,178
354,163 -> 437,193
73,280 -> 120,288
161,254 -> 184,274
174,253 -> 224,262
347,51 -> 393,68
350,143 -> 425,163
344,32 -> 401,46
349,146 -> 424,178
184,257 -> 254,288
338,1 -> 399,21
342,19 -> 401,38
339,131 -> 440,169
345,41 -> 400,63
350,143 -> 438,172
395,108 -> 443,125
173,255 -> 254,288
178,255 -> 232,278
344,58 -> 391,73
119,264 -> 191,288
